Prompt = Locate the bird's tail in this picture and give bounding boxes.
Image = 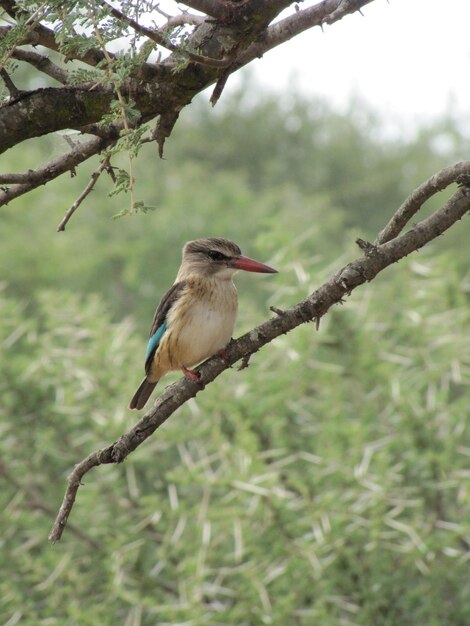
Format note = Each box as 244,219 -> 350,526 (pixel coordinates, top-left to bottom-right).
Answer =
129,377 -> 158,410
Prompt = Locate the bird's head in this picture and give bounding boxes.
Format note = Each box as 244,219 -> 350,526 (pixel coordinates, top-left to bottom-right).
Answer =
178,237 -> 278,281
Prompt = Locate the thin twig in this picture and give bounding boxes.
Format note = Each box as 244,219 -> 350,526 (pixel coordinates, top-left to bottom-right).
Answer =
0,67 -> 22,96
49,165 -> 470,542
376,160 -> 470,244
57,155 -> 111,231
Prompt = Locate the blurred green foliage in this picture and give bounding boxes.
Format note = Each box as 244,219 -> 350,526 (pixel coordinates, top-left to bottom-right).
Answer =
1,77 -> 470,625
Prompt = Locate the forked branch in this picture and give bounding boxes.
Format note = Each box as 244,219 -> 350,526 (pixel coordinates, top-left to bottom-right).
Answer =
49,162 -> 470,543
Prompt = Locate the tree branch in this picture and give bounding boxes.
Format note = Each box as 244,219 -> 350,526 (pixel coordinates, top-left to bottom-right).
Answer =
48,163 -> 470,542
0,66 -> 21,96
209,0 -> 375,101
0,86 -> 114,153
1,0 -> 298,180
376,161 -> 470,244
158,11 -> 204,31
99,0 -> 233,67
11,48 -> 70,84
0,460 -> 100,549
240,0 -> 374,65
57,154 -> 112,231
181,0 -> 233,20
0,0 -> 109,67
0,135 -> 114,206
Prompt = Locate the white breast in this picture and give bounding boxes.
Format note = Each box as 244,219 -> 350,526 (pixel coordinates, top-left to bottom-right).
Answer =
169,278 -> 238,368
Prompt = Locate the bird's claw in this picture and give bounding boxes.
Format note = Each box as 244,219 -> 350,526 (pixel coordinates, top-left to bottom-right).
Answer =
182,366 -> 202,384
217,348 -> 230,363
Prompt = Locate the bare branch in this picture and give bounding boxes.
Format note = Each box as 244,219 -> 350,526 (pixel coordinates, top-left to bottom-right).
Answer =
11,48 -> 70,84
0,135 -> 114,207
57,155 -> 112,231
322,0 -> 369,24
49,166 -> 470,542
206,0 -> 375,101
376,161 -> 470,244
240,0 -> 374,65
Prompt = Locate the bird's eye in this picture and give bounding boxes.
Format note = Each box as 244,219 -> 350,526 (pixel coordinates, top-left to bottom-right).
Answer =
207,251 -> 226,261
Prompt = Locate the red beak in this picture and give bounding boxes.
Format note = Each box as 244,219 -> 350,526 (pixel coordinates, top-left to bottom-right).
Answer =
231,255 -> 278,274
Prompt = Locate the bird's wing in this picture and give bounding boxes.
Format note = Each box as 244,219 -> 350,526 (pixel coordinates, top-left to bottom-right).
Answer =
144,281 -> 187,373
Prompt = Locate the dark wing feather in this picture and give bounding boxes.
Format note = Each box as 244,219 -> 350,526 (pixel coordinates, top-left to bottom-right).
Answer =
144,281 -> 187,373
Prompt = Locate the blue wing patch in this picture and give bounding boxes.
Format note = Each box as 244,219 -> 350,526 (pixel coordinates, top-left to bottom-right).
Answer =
145,320 -> 167,362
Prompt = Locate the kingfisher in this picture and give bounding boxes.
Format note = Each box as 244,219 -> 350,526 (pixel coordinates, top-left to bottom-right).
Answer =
129,237 -> 278,410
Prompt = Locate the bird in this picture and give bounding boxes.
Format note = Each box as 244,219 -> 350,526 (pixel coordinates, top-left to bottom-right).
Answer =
129,237 -> 278,410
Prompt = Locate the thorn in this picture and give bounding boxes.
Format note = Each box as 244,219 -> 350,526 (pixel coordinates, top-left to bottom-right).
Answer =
356,238 -> 379,257
270,306 -> 285,317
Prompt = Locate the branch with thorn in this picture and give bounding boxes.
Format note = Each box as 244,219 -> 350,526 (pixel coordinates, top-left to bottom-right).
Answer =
49,160 -> 470,542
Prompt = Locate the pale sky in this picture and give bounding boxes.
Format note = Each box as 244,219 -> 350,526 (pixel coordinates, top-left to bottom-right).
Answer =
245,0 -> 470,131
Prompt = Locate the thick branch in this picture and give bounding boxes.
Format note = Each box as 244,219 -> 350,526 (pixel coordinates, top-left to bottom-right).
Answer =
181,0 -> 233,20
0,86 -> 114,153
1,1 -> 297,157
48,166 -> 470,542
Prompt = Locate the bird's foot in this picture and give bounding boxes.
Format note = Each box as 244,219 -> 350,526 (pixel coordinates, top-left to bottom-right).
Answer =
217,348 -> 230,363
182,365 -> 201,384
